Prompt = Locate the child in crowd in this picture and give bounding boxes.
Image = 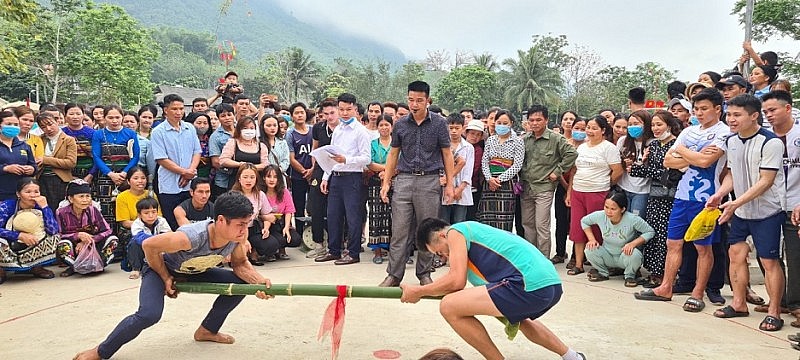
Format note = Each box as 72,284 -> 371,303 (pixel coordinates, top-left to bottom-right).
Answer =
128,197 -> 171,280
440,113 -> 474,224
115,166 -> 157,272
263,165 -> 301,260
56,180 -> 118,277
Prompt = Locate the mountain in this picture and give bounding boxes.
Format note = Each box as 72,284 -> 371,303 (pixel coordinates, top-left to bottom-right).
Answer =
101,0 -> 406,64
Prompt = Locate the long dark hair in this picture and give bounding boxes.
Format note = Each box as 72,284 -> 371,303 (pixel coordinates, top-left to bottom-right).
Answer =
231,163 -> 264,195
262,164 -> 286,203
621,110 -> 653,160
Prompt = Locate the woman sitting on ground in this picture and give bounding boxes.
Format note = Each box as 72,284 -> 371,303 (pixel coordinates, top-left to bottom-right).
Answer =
230,163 -> 276,264
263,164 -> 301,260
0,177 -> 60,282
56,179 -> 119,277
581,191 -> 654,287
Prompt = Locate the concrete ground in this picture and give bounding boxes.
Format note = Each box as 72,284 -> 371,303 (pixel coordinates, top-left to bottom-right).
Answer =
0,247 -> 796,360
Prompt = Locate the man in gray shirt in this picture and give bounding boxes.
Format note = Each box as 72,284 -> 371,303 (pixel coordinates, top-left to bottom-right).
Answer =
73,192 -> 273,360
379,81 -> 455,287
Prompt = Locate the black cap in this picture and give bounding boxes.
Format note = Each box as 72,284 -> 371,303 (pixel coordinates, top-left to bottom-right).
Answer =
715,75 -> 748,89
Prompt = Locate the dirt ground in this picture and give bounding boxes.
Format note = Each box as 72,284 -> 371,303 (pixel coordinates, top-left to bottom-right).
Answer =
0,247 -> 796,359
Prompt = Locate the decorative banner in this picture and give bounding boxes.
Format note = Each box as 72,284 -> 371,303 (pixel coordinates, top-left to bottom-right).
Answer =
216,40 -> 237,68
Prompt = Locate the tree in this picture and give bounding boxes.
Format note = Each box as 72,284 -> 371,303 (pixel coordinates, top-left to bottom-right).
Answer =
579,62 -> 676,113
282,47 -> 321,103
434,65 -> 497,112
473,53 -> 499,72
0,0 -> 39,74
732,0 -> 800,41
562,46 -> 605,114
424,49 -> 451,71
502,46 -> 564,113
391,62 -> 426,102
61,3 -> 158,106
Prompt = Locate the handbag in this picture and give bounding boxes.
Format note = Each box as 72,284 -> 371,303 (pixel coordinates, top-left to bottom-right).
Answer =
649,183 -> 676,199
73,240 -> 105,274
512,177 -> 524,196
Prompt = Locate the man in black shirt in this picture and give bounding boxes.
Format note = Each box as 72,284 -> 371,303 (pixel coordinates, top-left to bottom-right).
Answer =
306,99 -> 339,258
174,177 -> 215,226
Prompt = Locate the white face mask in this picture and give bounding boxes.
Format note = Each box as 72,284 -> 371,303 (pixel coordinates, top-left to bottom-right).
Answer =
241,129 -> 257,140
656,130 -> 671,141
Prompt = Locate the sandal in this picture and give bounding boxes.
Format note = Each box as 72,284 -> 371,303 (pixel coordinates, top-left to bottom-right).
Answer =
567,267 -> 584,276
249,258 -> 264,266
683,297 -> 706,313
265,255 -> 277,262
746,289 -> 765,305
792,319 -> 800,328
277,253 -> 290,260
634,288 -> 672,301
788,333 -> 800,342
128,270 -> 141,280
641,275 -> 662,289
713,305 -> 750,318
59,267 -> 76,278
754,304 -> 790,314
587,272 -> 608,282
624,278 -> 638,288
30,266 -> 54,279
759,315 -> 784,332
372,256 -> 383,264
566,258 -> 576,270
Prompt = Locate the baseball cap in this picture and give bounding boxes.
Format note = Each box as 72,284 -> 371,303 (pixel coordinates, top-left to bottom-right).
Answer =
224,71 -> 238,79
667,97 -> 692,113
715,75 -> 748,89
685,82 -> 712,98
465,119 -> 485,133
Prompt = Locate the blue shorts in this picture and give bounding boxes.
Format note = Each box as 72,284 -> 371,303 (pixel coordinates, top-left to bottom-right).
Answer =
667,199 -> 720,246
486,280 -> 562,324
728,212 -> 785,259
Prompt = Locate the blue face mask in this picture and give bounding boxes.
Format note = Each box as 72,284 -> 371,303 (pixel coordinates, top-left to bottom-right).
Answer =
627,125 -> 644,139
689,115 -> 699,126
340,117 -> 356,125
2,125 -> 20,138
495,124 -> 511,136
572,130 -> 587,141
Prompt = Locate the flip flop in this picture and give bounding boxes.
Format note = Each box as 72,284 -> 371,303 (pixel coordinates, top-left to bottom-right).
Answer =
713,305 -> 750,318
746,290 -> 766,306
759,315 -> 784,332
567,267 -> 584,276
634,288 -> 672,301
788,333 -> 800,342
683,297 -> 706,313
754,304 -> 790,314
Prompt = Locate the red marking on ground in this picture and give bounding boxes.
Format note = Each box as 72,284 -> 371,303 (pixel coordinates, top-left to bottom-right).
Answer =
373,349 -> 401,359
0,285 -> 138,325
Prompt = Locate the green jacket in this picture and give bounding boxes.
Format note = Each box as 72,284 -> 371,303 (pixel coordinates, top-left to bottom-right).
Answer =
520,129 -> 577,193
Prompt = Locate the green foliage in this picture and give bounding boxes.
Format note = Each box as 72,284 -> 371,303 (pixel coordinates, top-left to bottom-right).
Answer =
733,0 -> 800,41
0,0 -> 40,73
573,62 -> 676,114
502,46 -> 564,113
61,3 -> 158,106
434,65 -> 497,112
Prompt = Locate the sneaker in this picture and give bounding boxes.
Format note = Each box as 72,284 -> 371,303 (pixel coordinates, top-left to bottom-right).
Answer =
305,244 -> 326,258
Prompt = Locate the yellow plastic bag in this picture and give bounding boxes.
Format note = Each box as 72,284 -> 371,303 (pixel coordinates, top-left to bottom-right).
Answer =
684,208 -> 721,242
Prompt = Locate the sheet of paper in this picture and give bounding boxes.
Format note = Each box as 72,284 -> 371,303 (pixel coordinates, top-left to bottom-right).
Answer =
310,145 -> 345,173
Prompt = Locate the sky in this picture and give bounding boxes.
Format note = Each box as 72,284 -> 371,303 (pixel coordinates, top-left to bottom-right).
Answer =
272,0 -> 798,81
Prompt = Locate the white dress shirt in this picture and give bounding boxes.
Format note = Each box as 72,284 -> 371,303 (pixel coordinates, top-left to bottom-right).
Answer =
323,119 -> 372,181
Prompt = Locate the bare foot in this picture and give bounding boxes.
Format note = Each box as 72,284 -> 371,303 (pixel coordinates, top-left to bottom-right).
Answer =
73,347 -> 101,360
128,271 -> 140,280
194,326 -> 235,344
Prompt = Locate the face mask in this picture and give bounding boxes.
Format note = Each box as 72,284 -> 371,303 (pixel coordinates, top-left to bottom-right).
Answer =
689,115 -> 699,126
196,127 -> 209,136
341,117 -> 356,125
495,124 -> 511,136
265,108 -> 275,115
241,129 -> 257,140
2,125 -> 20,138
656,131 -> 671,141
572,130 -> 587,141
627,125 -> 644,139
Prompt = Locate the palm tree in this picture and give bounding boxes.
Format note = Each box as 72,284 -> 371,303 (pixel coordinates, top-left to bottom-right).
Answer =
501,46 -> 563,112
284,47 -> 320,102
473,53 -> 499,72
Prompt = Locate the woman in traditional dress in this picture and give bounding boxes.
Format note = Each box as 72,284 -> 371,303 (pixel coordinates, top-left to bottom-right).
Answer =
90,105 -> 140,234
0,177 -> 60,282
56,179 -> 118,277
477,110 -> 524,232
366,115 -> 393,264
62,103 -> 95,183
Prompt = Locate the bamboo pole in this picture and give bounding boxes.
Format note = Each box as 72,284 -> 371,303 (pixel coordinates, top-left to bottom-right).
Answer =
174,282 -> 443,299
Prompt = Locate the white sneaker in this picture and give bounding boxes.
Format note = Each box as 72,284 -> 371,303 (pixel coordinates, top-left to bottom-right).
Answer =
305,244 -> 326,258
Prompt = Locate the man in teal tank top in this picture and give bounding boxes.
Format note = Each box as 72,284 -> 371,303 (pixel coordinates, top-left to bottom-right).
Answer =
402,218 -> 586,360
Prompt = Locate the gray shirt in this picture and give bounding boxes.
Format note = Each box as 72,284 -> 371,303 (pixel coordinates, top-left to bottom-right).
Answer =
163,220 -> 238,274
391,111 -> 450,173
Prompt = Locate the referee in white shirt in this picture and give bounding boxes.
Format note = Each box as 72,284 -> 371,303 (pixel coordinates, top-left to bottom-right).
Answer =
314,93 -> 372,265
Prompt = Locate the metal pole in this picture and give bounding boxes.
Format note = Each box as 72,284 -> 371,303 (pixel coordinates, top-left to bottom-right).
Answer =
743,0 -> 754,78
